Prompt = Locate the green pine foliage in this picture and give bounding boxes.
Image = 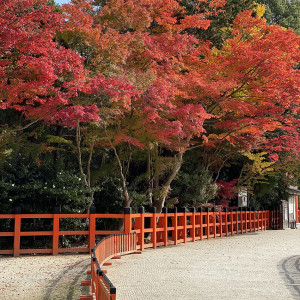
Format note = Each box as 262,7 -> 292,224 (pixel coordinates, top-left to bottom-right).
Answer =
258,0 -> 300,33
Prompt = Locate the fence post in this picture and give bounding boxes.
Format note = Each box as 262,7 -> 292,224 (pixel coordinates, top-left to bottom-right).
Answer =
151,207 -> 157,248
205,207 -> 210,239
249,208 -> 252,232
180,207 -> 188,243
89,205 -> 96,252
138,206 -> 145,251
13,207 -> 21,257
52,206 -> 60,255
244,207 -> 247,234
211,207 -> 217,238
237,207 -> 242,234
91,250 -> 96,294
256,209 -> 259,231
219,209 -> 223,237
224,208 -> 228,236
124,207 -> 132,233
259,209 -> 262,230
190,207 -> 196,242
162,207 -> 168,247
230,209 -> 234,235
172,207 -> 178,245
198,207 -> 203,240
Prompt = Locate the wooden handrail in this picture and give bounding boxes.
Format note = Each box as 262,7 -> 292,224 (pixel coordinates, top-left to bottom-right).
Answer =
0,209 -> 279,257
0,208 -> 282,299
0,213 -> 126,256
88,233 -> 137,300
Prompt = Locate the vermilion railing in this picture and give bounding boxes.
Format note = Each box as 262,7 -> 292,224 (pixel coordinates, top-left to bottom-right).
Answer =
85,233 -> 137,300
128,207 -> 273,251
0,207 -> 280,299
0,213 -> 124,256
0,207 -> 278,257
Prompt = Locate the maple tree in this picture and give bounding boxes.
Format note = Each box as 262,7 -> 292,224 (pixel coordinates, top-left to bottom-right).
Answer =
0,0 -> 138,125
0,0 -> 138,211
185,10 -> 300,206
203,11 -> 299,167
57,0 -> 227,211
0,0 -> 92,125
0,0 -> 299,214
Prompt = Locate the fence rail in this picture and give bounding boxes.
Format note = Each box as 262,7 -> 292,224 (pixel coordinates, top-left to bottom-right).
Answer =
130,207 -> 272,251
0,207 -> 288,256
0,212 -> 124,256
87,233 -> 137,300
0,207 -> 297,300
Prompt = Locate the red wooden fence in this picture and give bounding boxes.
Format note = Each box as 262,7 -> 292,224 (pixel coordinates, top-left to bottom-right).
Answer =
0,213 -> 124,256
83,233 -> 137,300
0,207 -> 277,257
129,207 -> 271,251
0,207 -> 282,299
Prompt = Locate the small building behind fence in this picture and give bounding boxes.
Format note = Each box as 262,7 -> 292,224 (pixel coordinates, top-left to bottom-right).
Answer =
286,186 -> 299,228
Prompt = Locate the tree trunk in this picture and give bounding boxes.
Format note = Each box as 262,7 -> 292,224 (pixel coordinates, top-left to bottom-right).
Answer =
146,151 -> 153,205
53,125 -> 63,172
76,124 -> 95,213
154,152 -> 183,213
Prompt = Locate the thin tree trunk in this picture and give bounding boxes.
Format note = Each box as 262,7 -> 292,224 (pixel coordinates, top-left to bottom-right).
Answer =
76,123 -> 88,187
86,142 -> 95,213
53,126 -> 63,172
105,130 -> 132,207
146,151 -> 153,205
155,152 -> 183,213
76,123 -> 94,213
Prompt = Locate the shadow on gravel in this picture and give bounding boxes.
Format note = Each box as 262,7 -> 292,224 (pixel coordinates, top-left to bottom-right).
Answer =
43,257 -> 90,300
67,261 -> 90,300
279,255 -> 300,299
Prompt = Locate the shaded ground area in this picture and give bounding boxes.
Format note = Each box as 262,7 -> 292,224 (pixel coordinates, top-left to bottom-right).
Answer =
106,229 -> 300,300
0,254 -> 90,299
280,255 -> 300,297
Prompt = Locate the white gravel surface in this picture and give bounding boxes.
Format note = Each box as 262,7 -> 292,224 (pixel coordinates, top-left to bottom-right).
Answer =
0,254 -> 90,300
107,229 -> 300,300
0,229 -> 299,300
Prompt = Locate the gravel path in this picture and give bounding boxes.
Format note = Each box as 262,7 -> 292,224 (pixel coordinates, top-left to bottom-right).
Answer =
106,229 -> 300,300
0,229 -> 299,300
0,254 -> 90,299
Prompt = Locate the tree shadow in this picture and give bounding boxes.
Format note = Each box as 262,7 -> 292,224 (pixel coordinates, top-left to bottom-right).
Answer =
43,257 -> 90,300
278,255 -> 300,299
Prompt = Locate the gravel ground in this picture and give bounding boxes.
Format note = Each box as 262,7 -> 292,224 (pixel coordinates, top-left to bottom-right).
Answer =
107,229 -> 300,300
0,229 -> 299,300
0,254 -> 90,300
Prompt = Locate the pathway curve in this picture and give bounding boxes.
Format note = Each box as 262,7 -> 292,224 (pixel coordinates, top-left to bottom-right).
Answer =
106,229 -> 300,300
